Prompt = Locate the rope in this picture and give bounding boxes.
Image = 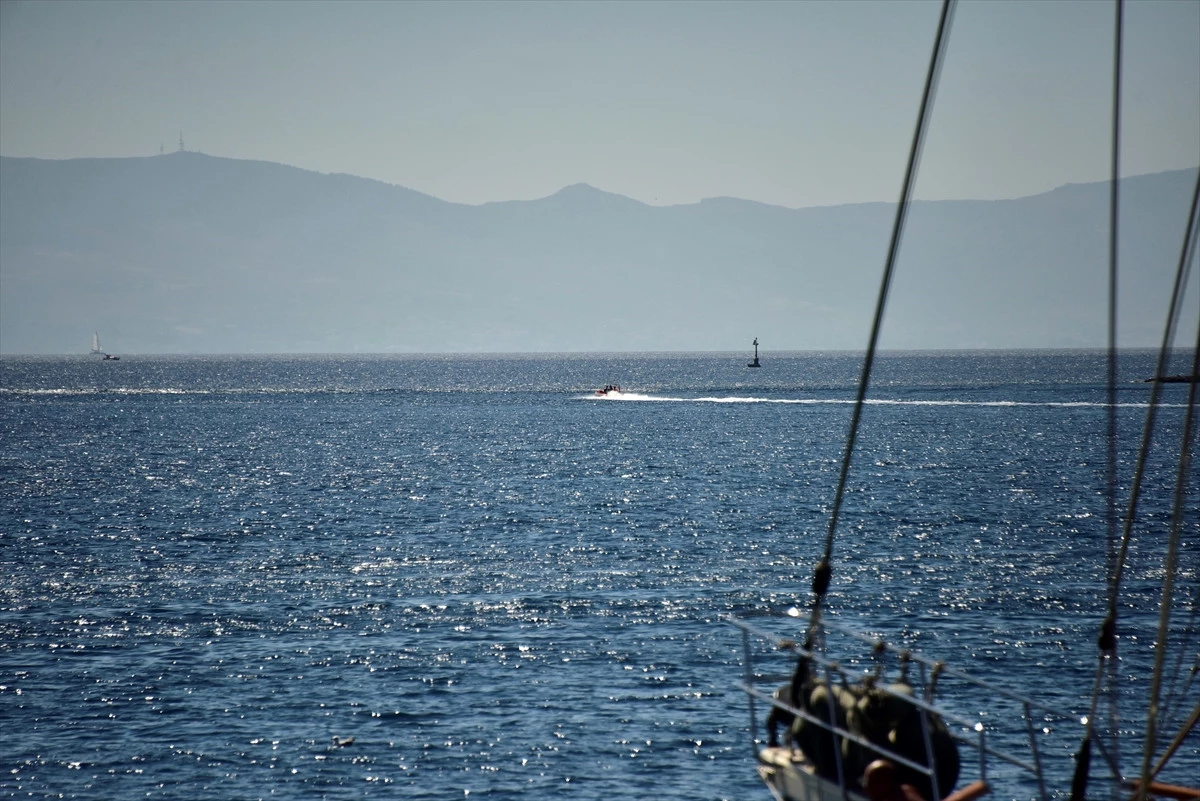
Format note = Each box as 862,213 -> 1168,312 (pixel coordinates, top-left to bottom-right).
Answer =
1158,577 -> 1200,750
1151,701 -> 1200,781
1076,5 -> 1125,799
1104,0 -> 1124,617
808,0 -> 957,637
1110,137 -> 1200,632
1103,3 -> 1127,786
1140,288 -> 1200,792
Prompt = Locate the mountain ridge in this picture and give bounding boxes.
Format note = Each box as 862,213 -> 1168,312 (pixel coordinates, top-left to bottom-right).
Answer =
1,154 -> 1196,354
8,151 -> 1192,209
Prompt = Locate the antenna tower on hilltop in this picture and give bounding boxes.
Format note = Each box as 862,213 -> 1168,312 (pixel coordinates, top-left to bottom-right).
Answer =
178,132 -> 185,152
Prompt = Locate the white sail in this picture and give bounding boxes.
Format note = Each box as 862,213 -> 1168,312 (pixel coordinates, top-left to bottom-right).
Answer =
91,332 -> 102,354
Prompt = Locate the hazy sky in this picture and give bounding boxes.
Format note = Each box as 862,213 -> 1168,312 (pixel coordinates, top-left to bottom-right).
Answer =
1,0 -> 1197,209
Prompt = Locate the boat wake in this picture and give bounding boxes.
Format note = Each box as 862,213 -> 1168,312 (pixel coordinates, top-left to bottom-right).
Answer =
0,387 -> 349,396
583,393 -> 1185,409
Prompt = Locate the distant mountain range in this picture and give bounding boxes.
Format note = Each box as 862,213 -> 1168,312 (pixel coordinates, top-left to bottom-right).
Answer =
1,153 -> 1196,354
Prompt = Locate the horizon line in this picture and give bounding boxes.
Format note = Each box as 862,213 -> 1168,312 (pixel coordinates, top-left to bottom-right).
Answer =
2,346 -> 1193,359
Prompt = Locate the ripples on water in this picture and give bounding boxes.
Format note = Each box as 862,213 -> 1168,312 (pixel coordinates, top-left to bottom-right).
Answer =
1,352 -> 1196,799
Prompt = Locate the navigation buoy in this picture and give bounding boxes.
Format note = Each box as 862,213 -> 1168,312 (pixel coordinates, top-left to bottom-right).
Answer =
748,338 -> 761,368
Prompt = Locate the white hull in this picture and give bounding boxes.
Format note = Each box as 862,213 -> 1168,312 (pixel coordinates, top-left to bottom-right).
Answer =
757,748 -> 869,801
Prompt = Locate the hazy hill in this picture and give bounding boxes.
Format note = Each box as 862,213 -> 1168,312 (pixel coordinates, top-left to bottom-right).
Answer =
1,152 -> 1196,354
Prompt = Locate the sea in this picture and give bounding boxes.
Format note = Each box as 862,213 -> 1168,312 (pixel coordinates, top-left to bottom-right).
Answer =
1,350 -> 1196,801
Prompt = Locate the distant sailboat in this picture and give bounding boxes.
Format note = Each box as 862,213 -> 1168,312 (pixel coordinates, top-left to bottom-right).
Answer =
747,338 -> 761,368
91,332 -> 119,360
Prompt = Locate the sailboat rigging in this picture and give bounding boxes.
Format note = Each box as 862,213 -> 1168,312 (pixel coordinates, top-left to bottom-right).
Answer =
729,1 -> 1199,799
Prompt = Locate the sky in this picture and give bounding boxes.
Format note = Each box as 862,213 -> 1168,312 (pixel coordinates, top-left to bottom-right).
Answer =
1,0 -> 1197,209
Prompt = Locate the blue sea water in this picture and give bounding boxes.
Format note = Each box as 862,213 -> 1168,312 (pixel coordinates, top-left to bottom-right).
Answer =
1,351 -> 1196,800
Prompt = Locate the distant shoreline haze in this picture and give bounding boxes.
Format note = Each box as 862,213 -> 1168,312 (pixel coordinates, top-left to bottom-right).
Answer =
7,151 -> 1194,211
1,154 -> 1197,355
